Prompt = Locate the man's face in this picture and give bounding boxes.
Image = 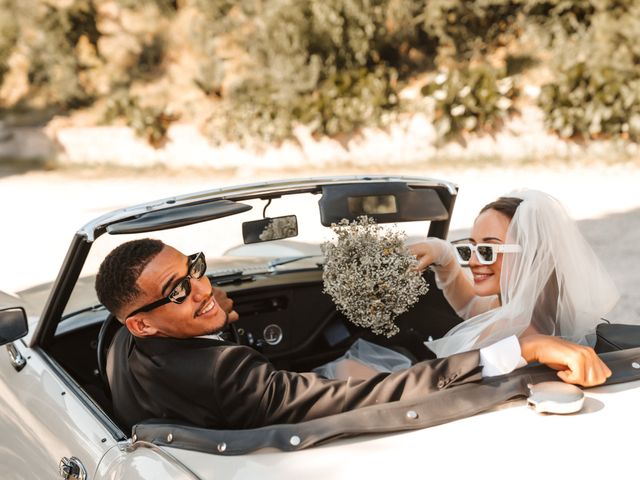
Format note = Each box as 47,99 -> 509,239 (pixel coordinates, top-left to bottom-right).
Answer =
125,246 -> 228,338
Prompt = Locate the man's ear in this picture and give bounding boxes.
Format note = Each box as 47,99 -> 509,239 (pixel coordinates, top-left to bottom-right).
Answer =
125,314 -> 158,337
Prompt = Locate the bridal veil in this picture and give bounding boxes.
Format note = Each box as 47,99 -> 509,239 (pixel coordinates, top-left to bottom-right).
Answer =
426,190 -> 619,357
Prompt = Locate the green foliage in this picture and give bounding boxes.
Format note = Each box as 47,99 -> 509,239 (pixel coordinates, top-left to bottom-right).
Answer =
0,0 -> 18,84
0,0 -> 638,149
535,1 -> 640,140
205,0 -> 429,144
131,34 -> 166,80
103,90 -> 176,147
523,0 -> 635,39
17,0 -> 99,108
210,64 -> 398,145
188,0 -> 237,98
540,64 -> 640,140
420,0 -> 523,62
116,0 -> 178,14
421,65 -> 518,139
307,66 -> 399,136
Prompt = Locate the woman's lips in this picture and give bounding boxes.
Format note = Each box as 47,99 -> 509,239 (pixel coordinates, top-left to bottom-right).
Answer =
472,272 -> 493,283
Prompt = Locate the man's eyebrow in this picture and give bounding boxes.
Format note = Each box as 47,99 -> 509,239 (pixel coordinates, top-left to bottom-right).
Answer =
481,236 -> 503,242
160,256 -> 189,296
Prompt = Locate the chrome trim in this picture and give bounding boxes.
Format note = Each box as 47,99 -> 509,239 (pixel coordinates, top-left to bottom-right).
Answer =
6,343 -> 26,372
263,324 -> 284,345
123,440 -> 200,479
58,456 -> 87,480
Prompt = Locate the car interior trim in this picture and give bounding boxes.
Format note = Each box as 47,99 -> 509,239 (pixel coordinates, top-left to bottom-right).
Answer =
106,200 -> 252,235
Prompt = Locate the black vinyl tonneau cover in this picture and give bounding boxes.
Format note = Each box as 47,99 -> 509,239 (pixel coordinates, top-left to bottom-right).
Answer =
133,347 -> 640,455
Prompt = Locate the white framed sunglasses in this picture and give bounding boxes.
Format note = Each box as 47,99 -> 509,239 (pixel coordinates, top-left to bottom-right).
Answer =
453,243 -> 522,266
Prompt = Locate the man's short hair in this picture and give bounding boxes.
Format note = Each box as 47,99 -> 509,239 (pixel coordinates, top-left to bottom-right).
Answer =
95,238 -> 165,320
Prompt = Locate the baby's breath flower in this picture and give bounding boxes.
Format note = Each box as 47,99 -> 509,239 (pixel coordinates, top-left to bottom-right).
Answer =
322,216 -> 429,337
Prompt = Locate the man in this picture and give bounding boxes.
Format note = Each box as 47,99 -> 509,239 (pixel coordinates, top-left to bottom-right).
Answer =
95,239 -> 611,431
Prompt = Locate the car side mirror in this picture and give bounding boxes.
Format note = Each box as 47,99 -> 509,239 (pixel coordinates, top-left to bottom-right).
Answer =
0,307 -> 28,346
242,215 -> 298,244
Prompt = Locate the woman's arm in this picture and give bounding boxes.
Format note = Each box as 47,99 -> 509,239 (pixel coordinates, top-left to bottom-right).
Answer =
409,239 -> 496,318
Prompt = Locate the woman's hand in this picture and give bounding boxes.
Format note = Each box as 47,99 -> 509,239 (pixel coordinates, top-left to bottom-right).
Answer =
519,334 -> 611,387
408,238 -> 455,272
409,238 -> 477,318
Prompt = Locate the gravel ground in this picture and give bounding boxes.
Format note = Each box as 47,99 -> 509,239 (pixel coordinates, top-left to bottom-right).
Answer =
1,163 -> 638,324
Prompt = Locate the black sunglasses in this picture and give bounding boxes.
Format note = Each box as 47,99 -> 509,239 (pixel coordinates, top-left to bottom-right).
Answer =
126,252 -> 207,319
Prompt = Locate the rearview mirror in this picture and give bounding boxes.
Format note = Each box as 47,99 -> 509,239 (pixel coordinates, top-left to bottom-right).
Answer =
0,307 -> 28,346
242,215 -> 298,244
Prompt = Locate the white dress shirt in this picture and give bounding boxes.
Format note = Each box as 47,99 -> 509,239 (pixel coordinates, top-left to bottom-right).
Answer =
479,335 -> 527,377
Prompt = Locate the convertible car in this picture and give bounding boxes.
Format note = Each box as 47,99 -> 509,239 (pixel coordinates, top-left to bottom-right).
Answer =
1,175 -> 639,480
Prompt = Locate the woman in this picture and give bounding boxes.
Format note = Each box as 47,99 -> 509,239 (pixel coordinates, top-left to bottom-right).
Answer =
413,189 -> 619,357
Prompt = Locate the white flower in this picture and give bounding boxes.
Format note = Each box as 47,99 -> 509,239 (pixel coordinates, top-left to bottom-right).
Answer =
322,216 -> 429,337
434,72 -> 448,85
496,97 -> 512,110
451,104 -> 466,116
433,89 -> 447,101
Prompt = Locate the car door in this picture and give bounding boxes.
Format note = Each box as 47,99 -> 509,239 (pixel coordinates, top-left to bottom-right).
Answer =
0,338 -> 200,480
0,337 -> 117,479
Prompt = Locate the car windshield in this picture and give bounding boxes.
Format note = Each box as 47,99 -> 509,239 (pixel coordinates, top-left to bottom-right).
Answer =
60,190 -> 434,318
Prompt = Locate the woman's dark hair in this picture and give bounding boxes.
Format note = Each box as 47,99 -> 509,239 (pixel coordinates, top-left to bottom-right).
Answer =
479,196 -> 523,220
95,238 -> 165,320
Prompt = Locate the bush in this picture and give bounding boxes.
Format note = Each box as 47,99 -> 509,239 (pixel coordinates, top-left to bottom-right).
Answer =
102,90 -> 177,147
0,0 -> 18,85
535,1 -> 640,140
18,0 -> 99,108
2,0 -> 639,149
204,0 -> 430,145
421,64 -> 519,139
420,0 -> 523,62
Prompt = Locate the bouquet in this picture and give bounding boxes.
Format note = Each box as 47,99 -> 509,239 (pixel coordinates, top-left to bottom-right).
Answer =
322,216 -> 428,337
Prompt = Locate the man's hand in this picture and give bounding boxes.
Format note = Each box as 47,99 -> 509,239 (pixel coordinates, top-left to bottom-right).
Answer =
212,287 -> 239,323
519,334 -> 611,387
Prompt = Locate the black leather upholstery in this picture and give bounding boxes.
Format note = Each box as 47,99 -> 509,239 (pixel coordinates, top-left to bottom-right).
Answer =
96,313 -> 123,397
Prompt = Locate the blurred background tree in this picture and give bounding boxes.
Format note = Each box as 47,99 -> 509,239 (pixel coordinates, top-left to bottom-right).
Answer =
0,0 -> 638,147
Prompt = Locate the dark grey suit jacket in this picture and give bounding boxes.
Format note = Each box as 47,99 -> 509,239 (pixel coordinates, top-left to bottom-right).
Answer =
107,328 -> 483,430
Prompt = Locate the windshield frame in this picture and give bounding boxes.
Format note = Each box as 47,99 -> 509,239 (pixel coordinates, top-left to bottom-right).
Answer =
29,175 -> 458,349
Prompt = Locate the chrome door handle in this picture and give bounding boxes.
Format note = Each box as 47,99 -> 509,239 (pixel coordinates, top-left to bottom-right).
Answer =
6,343 -> 26,372
59,456 -> 87,480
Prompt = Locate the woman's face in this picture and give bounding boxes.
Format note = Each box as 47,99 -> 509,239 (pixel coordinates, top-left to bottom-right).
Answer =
469,208 -> 511,297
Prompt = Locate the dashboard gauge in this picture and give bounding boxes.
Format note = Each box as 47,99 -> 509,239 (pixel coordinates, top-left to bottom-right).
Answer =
263,324 -> 283,345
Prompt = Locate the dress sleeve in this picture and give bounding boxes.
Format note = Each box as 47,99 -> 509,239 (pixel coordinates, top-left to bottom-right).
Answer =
213,345 -> 482,428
